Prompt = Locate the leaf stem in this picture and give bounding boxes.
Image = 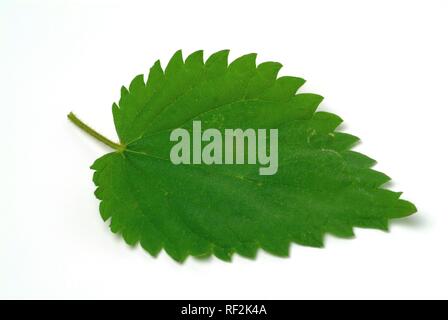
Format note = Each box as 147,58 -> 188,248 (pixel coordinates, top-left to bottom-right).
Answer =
67,112 -> 125,152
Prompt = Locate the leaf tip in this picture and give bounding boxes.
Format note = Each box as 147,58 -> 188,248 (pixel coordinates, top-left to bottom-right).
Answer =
185,50 -> 204,65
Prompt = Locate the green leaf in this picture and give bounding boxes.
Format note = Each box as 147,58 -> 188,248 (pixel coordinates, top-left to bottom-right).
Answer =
69,50 -> 417,262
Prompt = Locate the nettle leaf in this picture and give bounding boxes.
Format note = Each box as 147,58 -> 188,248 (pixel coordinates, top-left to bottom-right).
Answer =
69,50 -> 416,262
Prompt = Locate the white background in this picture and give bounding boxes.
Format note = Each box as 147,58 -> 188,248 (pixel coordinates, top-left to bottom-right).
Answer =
1,0 -> 447,299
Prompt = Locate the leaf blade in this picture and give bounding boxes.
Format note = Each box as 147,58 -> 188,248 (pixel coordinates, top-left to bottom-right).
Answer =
90,50 -> 417,262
